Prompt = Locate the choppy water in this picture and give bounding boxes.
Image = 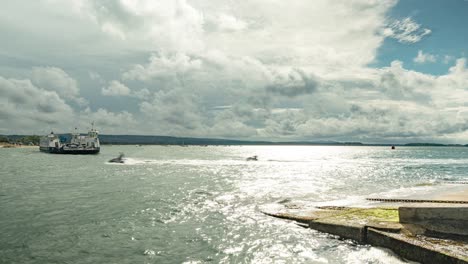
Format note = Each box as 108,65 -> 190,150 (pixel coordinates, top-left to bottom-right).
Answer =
1,145 -> 467,263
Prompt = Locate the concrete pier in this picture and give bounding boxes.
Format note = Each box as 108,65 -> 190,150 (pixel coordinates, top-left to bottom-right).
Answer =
399,205 -> 468,237
262,184 -> 468,264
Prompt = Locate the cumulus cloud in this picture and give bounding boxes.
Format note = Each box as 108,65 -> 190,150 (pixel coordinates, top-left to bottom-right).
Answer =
0,74 -> 144,134
101,80 -> 150,100
75,0 -> 206,52
0,76 -> 74,132
413,50 -> 437,64
139,89 -> 206,135
31,67 -> 79,99
383,17 -> 431,43
123,53 -> 203,82
62,0 -> 397,69
249,58 -> 468,142
79,108 -> 137,133
102,80 -> 131,96
266,69 -> 320,97
31,67 -> 87,106
378,60 -> 434,101
133,88 -> 151,100
205,13 -> 248,32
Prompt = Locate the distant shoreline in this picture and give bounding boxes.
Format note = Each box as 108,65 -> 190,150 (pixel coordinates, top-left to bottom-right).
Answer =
101,142 -> 468,148
0,143 -> 36,148
2,134 -> 467,147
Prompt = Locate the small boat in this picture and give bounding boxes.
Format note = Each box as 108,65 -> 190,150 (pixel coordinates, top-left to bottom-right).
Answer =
109,153 -> 125,163
246,155 -> 258,161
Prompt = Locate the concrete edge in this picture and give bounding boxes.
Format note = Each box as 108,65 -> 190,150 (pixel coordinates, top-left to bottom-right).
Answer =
309,220 -> 366,243
305,219 -> 467,264
367,228 -> 467,264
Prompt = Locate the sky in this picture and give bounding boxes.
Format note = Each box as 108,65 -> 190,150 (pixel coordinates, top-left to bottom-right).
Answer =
1,0 -> 468,143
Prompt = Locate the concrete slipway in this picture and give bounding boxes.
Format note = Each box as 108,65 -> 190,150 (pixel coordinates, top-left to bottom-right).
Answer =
261,182 -> 468,264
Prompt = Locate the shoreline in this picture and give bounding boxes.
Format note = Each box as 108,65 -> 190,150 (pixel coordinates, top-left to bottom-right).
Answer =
0,143 -> 37,148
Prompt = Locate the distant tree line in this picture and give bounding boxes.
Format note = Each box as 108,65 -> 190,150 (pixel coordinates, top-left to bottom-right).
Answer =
0,135 -> 40,145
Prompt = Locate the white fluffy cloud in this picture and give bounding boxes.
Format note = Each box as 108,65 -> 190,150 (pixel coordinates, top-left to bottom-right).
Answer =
78,108 -> 137,134
31,67 -> 79,99
0,76 -> 74,133
0,73 -> 140,134
123,53 -> 203,82
413,50 -> 437,64
102,80 -> 131,96
61,0 -> 397,70
30,67 -> 88,107
74,0 -> 206,52
205,13 -> 248,32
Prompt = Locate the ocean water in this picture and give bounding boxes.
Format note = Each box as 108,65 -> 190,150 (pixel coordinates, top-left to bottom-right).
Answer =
1,145 -> 467,264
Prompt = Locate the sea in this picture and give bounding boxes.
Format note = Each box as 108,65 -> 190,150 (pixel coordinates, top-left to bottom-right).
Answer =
1,145 -> 467,264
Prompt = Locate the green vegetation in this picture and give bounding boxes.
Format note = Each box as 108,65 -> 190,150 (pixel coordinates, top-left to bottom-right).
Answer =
342,208 -> 399,222
313,207 -> 400,223
18,135 -> 40,145
0,135 -> 40,145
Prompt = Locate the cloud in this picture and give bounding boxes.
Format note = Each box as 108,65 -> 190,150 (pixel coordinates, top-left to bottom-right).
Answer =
101,22 -> 126,40
101,80 -> 150,99
443,55 -> 455,64
123,52 -> 203,82
205,13 -> 248,32
77,0 -> 206,52
435,58 -> 468,102
31,67 -> 87,106
102,80 -> 131,96
413,50 -> 437,64
79,108 -> 137,133
0,76 -> 74,132
139,89 -> 206,135
31,67 -> 79,99
383,17 -> 431,43
378,60 -> 434,101
0,73 -> 142,134
115,50 -> 468,142
266,69 -> 320,97
133,88 -> 150,100
62,0 -> 397,70
251,58 -> 468,142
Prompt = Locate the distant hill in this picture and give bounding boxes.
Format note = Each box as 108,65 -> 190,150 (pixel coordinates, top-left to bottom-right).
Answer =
98,135 -> 369,146
99,134 -> 267,145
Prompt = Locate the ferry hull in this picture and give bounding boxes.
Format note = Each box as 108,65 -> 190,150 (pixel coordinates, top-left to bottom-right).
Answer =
39,146 -> 100,154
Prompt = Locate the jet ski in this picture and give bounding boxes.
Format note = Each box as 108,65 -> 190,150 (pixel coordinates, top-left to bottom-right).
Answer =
246,155 -> 258,161
109,153 -> 125,163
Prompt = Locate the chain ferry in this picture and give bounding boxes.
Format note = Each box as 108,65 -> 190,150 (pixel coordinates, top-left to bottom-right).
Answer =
39,127 -> 100,154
